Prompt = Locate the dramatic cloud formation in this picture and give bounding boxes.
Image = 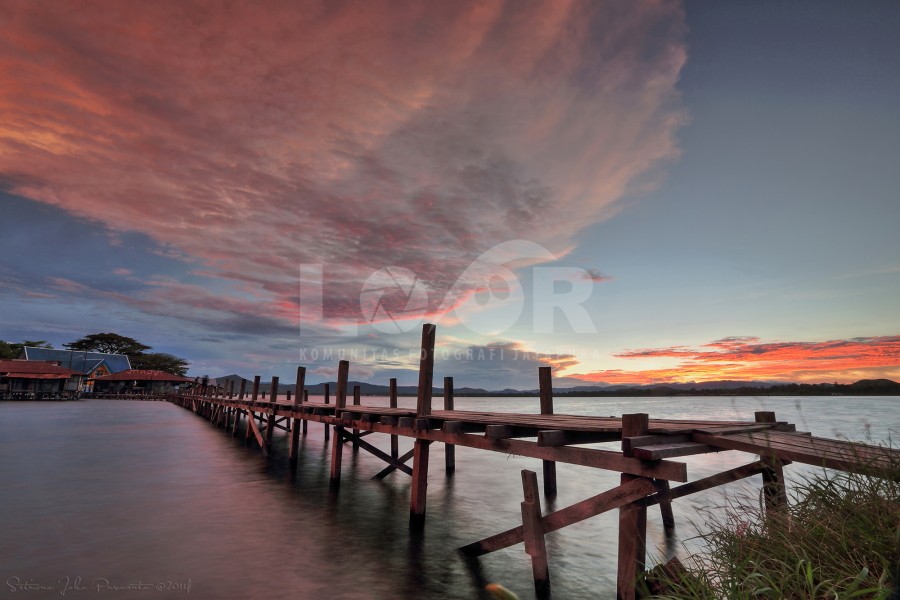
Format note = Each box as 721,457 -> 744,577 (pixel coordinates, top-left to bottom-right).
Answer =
0,0 -> 686,331
573,335 -> 900,384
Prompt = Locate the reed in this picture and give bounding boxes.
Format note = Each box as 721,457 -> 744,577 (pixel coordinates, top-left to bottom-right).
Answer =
645,451 -> 899,599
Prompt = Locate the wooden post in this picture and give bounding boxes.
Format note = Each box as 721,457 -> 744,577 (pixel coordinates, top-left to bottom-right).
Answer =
352,385 -> 361,452
521,469 -> 550,597
323,383 -> 330,442
265,376 -> 278,448
232,407 -> 241,438
444,376 -> 455,474
286,389 -> 292,402
238,378 -> 247,400
246,376 -> 260,444
416,323 -> 435,416
330,360 -> 349,488
538,366 -> 557,498
410,323 -> 436,531
289,366 -> 305,468
755,411 -> 788,512
655,479 -> 676,534
389,378 -> 398,461
617,413 -> 650,600
302,390 -> 309,435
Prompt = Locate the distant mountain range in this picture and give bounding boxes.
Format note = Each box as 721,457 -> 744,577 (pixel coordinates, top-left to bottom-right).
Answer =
212,375 -> 900,397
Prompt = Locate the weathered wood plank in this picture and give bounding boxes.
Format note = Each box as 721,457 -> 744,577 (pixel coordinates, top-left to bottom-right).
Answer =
538,429 -> 621,447
631,442 -> 717,460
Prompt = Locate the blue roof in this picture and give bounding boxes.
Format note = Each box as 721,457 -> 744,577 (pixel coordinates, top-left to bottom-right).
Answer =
21,348 -> 132,374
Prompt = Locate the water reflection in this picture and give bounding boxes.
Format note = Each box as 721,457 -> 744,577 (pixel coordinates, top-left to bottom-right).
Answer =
0,396 -> 895,599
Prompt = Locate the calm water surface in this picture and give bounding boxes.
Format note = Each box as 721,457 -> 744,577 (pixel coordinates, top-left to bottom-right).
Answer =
1,396 -> 896,599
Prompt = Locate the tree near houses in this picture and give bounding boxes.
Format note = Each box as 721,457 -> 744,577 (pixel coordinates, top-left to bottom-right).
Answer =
64,333 -> 189,377
130,353 -> 189,377
64,333 -> 150,356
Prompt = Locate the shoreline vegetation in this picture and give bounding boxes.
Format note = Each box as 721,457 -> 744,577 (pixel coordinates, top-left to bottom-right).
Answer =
642,453 -> 900,599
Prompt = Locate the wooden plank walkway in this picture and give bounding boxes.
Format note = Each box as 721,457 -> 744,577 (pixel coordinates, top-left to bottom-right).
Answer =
162,323 -> 899,600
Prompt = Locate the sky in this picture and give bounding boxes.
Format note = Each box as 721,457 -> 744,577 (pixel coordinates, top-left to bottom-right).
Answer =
1,0 -> 899,389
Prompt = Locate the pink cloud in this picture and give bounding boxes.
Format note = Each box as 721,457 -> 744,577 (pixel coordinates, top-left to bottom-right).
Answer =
1,1 -> 686,329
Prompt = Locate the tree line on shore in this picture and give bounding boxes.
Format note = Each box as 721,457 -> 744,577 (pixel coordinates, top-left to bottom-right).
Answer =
0,333 -> 189,376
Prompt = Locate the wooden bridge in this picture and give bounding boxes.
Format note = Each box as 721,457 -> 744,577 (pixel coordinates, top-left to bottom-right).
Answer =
164,324 -> 897,600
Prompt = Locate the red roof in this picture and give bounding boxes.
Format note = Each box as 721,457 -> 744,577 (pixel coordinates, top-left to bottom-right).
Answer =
0,360 -> 82,376
93,369 -> 193,382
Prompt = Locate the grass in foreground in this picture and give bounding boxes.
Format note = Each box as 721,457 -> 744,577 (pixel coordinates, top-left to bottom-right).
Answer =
643,456 -> 900,599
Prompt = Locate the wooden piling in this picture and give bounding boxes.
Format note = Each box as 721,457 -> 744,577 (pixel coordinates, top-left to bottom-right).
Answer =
389,378 -> 398,461
289,366 -> 305,468
352,385 -> 361,451
330,360 -> 349,488
655,479 -> 676,534
265,376 -> 279,448
302,390 -> 309,435
617,413 -> 649,600
323,383 -> 330,442
246,376 -> 260,444
755,411 -> 788,513
238,378 -> 247,400
538,366 -> 557,498
410,323 -> 436,531
444,376 -> 455,474
521,469 -> 550,597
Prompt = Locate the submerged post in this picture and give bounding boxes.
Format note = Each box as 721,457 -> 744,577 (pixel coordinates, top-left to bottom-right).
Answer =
330,360 -> 349,488
538,366 -> 557,498
289,366 -> 305,468
389,378 -> 398,461
444,376 -> 455,474
617,413 -> 649,600
410,323 -> 436,531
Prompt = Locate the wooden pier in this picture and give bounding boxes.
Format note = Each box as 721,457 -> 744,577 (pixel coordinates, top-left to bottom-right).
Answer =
164,324 -> 898,599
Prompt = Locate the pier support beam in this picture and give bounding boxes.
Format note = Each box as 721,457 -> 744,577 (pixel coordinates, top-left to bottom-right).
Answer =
289,366 -> 305,468
409,323 -> 435,531
352,385 -> 361,452
617,413 -> 650,600
265,376 -> 279,449
444,377 -> 455,474
538,366 -> 557,498
323,383 -> 330,442
302,390 -> 309,435
389,378 -> 398,461
329,361 -> 349,489
521,469 -> 550,597
756,411 -> 788,514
